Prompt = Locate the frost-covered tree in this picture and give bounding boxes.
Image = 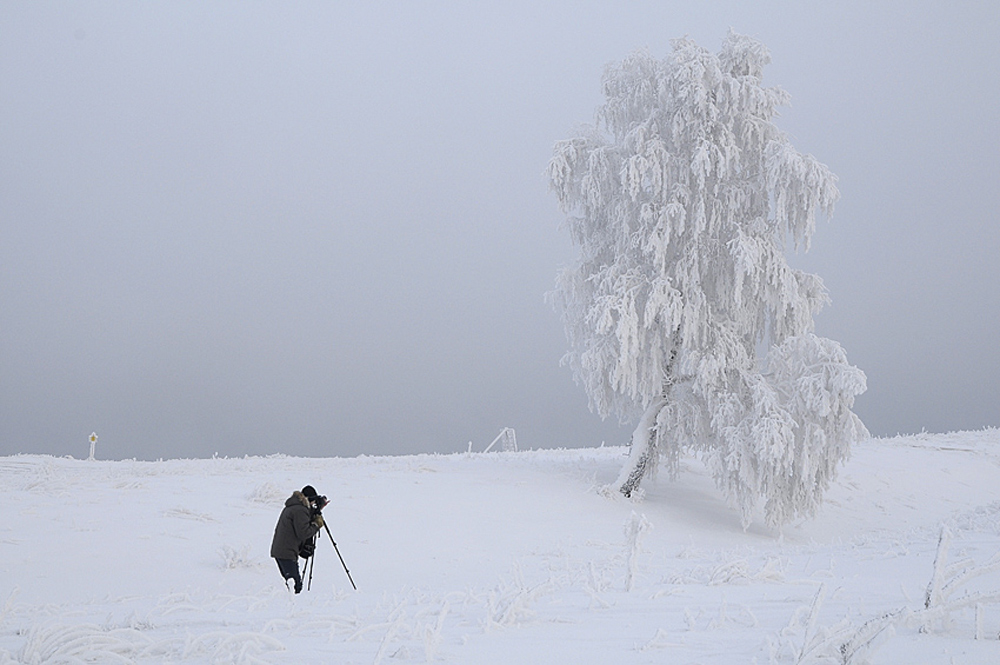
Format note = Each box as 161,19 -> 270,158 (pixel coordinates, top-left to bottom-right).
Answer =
547,32 -> 868,528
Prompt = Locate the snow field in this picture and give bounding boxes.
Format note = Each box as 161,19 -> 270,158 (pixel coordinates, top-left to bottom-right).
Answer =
2,430 -> 1000,663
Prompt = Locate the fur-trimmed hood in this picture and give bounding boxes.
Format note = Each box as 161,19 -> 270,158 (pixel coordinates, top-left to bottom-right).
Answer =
285,491 -> 312,509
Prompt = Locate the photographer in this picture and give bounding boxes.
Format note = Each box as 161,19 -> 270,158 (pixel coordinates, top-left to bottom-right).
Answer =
270,485 -> 326,593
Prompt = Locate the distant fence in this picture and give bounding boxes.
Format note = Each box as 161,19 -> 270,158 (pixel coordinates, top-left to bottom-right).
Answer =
482,427 -> 517,453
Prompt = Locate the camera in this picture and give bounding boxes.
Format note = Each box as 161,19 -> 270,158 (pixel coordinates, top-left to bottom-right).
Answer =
310,495 -> 329,515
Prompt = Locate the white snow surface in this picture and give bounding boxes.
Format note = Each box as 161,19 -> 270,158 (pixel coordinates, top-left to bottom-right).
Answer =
2,430 -> 1000,664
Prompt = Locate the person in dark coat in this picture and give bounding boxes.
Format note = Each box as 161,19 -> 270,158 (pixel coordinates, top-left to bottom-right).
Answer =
270,485 -> 324,593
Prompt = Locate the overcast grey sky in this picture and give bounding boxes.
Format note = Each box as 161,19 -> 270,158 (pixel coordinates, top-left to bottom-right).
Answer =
2,2 -> 998,460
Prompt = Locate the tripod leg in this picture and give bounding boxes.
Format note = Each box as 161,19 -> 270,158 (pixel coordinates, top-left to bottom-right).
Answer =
322,522 -> 357,591
306,534 -> 317,591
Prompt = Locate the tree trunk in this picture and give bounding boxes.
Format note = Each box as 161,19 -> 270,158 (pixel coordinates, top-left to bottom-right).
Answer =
616,332 -> 680,497
615,398 -> 665,497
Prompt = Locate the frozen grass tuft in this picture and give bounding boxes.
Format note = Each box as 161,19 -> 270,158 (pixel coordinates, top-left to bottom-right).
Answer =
246,482 -> 285,505
219,545 -> 256,570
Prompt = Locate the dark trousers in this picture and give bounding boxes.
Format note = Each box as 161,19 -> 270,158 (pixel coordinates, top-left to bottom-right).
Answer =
275,558 -> 302,593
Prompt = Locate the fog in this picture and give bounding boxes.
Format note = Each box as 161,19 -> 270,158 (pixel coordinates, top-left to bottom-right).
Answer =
2,2 -> 998,460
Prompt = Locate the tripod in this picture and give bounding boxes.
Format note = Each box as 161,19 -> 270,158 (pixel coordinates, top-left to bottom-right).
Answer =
302,522 -> 357,591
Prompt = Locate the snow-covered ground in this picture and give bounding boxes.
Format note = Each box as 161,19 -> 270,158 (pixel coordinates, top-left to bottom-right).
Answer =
2,430 -> 999,664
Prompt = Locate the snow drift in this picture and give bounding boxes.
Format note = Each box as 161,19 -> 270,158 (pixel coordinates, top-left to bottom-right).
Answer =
2,429 -> 999,663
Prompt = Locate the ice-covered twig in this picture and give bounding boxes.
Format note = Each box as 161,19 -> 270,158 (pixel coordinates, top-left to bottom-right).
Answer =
919,525 -> 1000,635
639,627 -> 683,651
838,610 -> 902,665
923,525 -> 951,611
422,600 -> 449,662
795,584 -> 826,663
0,588 -> 16,628
372,617 -> 405,665
624,511 -> 651,591
781,525 -> 1000,664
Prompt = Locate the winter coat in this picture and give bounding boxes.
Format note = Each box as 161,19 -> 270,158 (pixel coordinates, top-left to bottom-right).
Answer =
270,491 -> 320,560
